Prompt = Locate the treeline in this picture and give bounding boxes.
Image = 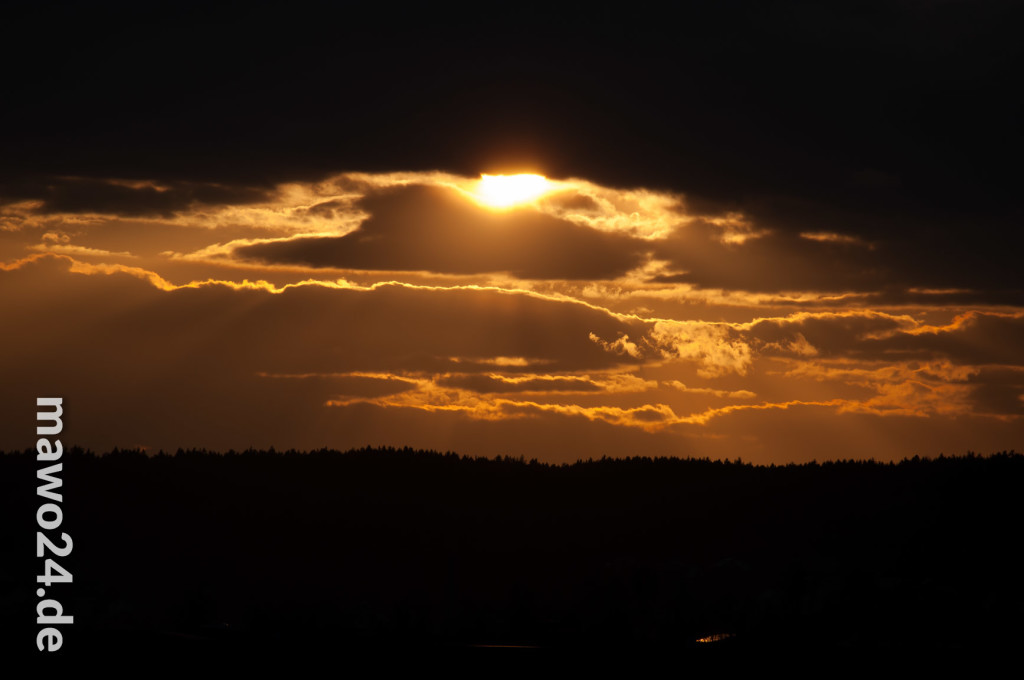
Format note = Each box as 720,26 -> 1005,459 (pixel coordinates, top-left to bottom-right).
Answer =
1,447 -> 1021,656
7,443 -> 1017,466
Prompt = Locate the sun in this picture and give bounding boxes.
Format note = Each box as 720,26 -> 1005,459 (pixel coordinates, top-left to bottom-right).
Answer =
474,174 -> 552,209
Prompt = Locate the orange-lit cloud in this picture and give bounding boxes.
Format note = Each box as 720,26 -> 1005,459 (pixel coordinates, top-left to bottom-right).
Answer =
1,168 -> 1021,463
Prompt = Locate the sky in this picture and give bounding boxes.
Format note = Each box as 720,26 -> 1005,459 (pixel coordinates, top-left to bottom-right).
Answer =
1,1 -> 1021,463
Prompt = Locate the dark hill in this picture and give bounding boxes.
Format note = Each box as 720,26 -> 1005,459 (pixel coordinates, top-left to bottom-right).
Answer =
2,447 -> 1021,658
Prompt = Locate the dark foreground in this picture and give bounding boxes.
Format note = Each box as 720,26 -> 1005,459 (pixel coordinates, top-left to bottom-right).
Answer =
2,448 -> 1021,659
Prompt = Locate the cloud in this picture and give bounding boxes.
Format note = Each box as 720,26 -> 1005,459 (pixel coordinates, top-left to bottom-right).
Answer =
235,183 -> 651,279
0,255 -> 652,450
652,220 -> 890,293
963,365 -> 1024,410
743,311 -> 918,357
747,310 -> 1024,369
663,380 -> 756,399
257,371 -> 420,399
1,157 -> 1021,465
5,170 -> 1020,310
876,311 -> 1024,366
1,253 -> 1019,461
0,176 -> 272,218
647,206 -> 1024,300
588,332 -> 643,359
647,320 -> 753,377
327,388 -> 682,432
29,242 -> 137,259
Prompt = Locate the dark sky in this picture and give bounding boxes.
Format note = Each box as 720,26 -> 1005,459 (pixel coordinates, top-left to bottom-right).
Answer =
5,1 -> 1020,217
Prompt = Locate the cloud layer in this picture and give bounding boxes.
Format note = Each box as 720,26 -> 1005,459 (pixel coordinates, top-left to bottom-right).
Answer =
1,169 -> 1021,463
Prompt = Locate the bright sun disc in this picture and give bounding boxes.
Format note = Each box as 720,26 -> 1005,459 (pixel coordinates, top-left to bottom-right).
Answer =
475,174 -> 551,208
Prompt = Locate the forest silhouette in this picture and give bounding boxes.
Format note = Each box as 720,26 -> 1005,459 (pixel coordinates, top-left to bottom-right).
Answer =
2,447 -> 1021,657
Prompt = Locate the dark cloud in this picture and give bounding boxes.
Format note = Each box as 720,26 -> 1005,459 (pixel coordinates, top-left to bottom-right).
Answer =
870,313 -> 1024,366
260,373 -> 419,399
653,216 -> 1024,297
0,255 -> 643,451
856,288 -> 1024,309
745,313 -> 911,358
653,221 -> 881,293
0,176 -> 272,217
1,256 -> 644,379
237,184 -> 649,279
738,311 -> 1024,369
966,368 -> 1024,416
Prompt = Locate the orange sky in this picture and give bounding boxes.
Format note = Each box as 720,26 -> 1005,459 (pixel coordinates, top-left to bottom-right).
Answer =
1,171 -> 1020,463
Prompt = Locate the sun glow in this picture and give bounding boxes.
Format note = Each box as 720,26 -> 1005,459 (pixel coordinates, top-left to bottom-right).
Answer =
474,174 -> 552,208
